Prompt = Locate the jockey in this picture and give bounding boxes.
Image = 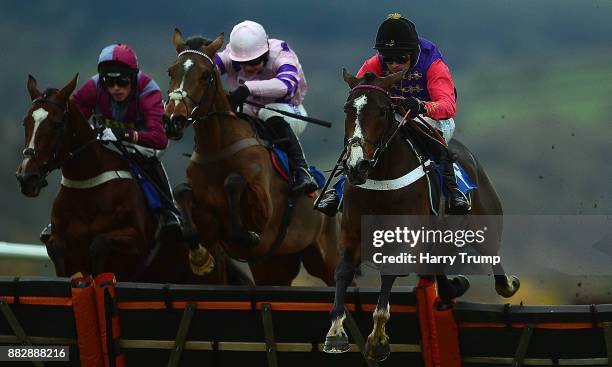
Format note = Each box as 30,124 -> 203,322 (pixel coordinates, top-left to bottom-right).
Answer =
214,20 -> 318,195
40,43 -> 183,243
316,13 -> 471,216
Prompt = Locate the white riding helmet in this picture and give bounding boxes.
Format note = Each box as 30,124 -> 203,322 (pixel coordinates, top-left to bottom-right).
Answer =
228,20 -> 269,62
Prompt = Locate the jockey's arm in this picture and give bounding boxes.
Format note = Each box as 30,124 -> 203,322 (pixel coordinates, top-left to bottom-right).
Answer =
130,89 -> 168,150
424,59 -> 456,120
71,79 -> 97,121
244,59 -> 300,99
356,55 -> 383,78
214,53 -> 230,76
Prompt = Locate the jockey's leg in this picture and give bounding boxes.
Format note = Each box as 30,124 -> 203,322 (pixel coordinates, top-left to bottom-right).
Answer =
141,157 -> 183,240
267,116 -> 317,194
426,137 -> 471,214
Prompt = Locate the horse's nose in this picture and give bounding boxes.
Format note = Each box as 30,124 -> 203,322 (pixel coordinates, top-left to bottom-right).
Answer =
355,158 -> 371,175
16,171 -> 45,197
170,114 -> 188,126
22,147 -> 35,158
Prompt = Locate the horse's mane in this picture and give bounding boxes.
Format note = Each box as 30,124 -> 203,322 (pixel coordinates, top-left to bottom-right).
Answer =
362,72 -> 378,84
185,36 -> 212,50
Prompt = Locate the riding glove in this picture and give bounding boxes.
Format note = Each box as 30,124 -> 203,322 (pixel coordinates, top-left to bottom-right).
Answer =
111,128 -> 131,142
400,96 -> 427,117
228,85 -> 250,111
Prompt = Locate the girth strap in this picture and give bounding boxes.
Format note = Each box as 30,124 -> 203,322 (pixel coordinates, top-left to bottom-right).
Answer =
190,137 -> 265,165
61,170 -> 134,189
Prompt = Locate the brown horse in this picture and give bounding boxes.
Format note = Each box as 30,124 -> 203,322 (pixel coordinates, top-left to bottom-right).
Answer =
323,70 -> 520,361
15,74 -> 237,285
163,29 -> 340,285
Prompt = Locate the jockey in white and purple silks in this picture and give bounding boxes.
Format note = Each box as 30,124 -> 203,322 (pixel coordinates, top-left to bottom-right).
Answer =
214,20 -> 317,195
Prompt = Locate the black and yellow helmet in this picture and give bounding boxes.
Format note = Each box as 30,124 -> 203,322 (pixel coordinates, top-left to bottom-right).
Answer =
374,13 -> 419,53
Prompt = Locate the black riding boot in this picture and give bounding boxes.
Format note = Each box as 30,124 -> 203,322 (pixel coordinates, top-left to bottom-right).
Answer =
141,158 -> 183,240
267,116 -> 318,195
316,189 -> 341,216
430,143 -> 471,215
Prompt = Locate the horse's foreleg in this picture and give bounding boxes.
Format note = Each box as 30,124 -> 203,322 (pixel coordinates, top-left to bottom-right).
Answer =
436,274 -> 471,309
46,237 -> 67,277
224,173 -> 260,247
89,229 -> 141,277
324,248 -> 359,353
365,274 -> 396,361
173,183 -> 215,275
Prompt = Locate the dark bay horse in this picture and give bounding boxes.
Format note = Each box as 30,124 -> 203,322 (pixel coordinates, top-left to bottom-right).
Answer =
16,74 -> 237,285
323,69 -> 520,361
163,29 -> 340,285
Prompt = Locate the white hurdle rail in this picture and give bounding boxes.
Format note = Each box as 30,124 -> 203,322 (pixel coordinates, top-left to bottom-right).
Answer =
0,241 -> 50,261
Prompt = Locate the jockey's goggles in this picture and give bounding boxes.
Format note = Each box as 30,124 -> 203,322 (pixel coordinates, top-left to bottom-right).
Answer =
238,55 -> 266,66
101,73 -> 131,87
381,53 -> 411,64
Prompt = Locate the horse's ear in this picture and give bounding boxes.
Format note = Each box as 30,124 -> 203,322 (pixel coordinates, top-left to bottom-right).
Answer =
342,68 -> 359,89
173,28 -> 187,53
204,33 -> 224,55
57,74 -> 79,102
378,70 -> 405,91
27,74 -> 41,101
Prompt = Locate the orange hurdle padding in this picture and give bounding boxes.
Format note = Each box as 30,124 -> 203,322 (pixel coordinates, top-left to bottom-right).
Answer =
416,277 -> 461,367
94,273 -> 125,367
71,276 -> 103,367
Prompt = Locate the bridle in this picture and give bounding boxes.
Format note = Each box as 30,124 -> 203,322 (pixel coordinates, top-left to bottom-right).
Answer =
343,84 -> 408,170
167,49 -> 223,124
22,96 -> 97,179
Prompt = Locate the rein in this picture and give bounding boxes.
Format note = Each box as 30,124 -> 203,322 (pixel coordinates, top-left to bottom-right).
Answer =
168,49 -> 229,125
344,84 -> 410,169
24,98 -> 98,178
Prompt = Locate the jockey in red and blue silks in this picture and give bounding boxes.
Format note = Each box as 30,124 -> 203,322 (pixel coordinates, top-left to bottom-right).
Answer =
40,44 -> 183,244
315,13 -> 470,216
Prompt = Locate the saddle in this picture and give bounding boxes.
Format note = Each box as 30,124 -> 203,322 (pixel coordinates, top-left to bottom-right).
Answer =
400,119 -> 476,215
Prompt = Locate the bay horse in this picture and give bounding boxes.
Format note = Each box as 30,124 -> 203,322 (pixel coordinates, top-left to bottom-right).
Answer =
163,29 -> 340,285
323,69 -> 520,361
15,74 -> 239,285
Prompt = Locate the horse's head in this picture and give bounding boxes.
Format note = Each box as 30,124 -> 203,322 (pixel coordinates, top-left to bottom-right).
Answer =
341,68 -> 407,185
164,28 -> 224,140
16,74 -> 78,197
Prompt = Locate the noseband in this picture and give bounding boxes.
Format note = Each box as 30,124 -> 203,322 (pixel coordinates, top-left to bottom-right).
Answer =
343,84 -> 408,169
168,49 -> 219,124
23,96 -> 97,178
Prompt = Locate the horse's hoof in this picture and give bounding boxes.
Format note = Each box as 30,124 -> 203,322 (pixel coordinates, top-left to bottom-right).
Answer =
452,275 -> 471,297
323,335 -> 350,354
189,245 -> 215,275
365,338 -> 390,362
496,275 -> 520,298
244,231 -> 261,247
435,301 -> 453,311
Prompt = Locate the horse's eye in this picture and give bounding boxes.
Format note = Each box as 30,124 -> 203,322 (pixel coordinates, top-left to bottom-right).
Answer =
201,72 -> 211,81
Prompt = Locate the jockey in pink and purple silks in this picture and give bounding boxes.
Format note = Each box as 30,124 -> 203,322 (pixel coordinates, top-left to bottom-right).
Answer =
214,20 -> 317,195
40,44 -> 182,244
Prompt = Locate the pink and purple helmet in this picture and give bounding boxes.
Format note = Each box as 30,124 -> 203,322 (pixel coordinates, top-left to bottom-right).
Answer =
97,43 -> 139,72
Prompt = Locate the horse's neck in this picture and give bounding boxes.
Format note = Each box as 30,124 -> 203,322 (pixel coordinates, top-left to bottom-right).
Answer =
60,101 -> 122,179
369,135 -> 420,180
193,88 -> 252,155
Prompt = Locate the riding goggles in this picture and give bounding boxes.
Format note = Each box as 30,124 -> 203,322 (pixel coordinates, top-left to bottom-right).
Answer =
380,53 -> 411,64
101,73 -> 131,87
